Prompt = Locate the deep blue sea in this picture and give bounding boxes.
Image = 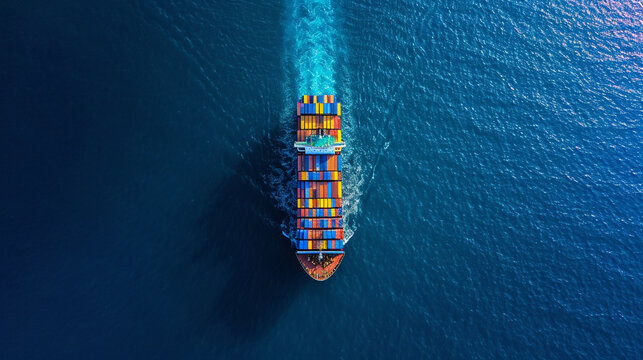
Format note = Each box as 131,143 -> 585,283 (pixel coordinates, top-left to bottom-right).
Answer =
1,0 -> 642,359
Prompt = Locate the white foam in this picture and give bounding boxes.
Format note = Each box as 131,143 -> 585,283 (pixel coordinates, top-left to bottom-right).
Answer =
270,0 -> 369,243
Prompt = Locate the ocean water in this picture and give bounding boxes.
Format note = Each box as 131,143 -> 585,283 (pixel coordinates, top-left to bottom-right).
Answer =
1,0 -> 641,359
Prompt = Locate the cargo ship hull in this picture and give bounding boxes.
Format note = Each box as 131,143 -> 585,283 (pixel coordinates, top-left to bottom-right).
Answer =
293,95 -> 345,281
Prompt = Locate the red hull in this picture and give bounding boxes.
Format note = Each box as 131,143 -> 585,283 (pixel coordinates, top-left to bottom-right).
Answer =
296,253 -> 344,281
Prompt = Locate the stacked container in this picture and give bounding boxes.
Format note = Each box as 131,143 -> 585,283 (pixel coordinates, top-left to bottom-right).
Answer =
295,95 -> 344,252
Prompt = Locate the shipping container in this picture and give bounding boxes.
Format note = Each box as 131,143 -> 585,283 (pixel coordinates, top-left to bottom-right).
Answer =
295,229 -> 345,240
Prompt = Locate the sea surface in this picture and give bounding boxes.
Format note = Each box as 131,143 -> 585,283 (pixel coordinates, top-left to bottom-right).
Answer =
1,0 -> 642,359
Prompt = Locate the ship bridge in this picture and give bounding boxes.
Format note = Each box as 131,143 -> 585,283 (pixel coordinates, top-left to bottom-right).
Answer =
294,132 -> 345,154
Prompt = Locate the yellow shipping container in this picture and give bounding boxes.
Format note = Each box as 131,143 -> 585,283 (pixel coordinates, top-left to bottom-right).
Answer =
337,130 -> 341,142
338,183 -> 342,198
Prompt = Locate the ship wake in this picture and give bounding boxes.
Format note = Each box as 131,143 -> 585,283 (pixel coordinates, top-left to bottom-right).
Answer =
268,0 -> 364,245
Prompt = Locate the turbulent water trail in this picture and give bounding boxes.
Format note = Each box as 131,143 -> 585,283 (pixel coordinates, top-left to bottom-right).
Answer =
269,0 -> 361,243
290,0 -> 337,95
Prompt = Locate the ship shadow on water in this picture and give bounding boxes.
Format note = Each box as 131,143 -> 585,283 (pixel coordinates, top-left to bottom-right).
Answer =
198,132 -> 307,340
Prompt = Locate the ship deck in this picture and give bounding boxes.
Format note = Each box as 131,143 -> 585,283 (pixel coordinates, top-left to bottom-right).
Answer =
296,252 -> 345,281
294,94 -> 345,281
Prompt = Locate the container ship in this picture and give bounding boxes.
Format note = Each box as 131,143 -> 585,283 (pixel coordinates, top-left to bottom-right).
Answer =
293,95 -> 345,281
